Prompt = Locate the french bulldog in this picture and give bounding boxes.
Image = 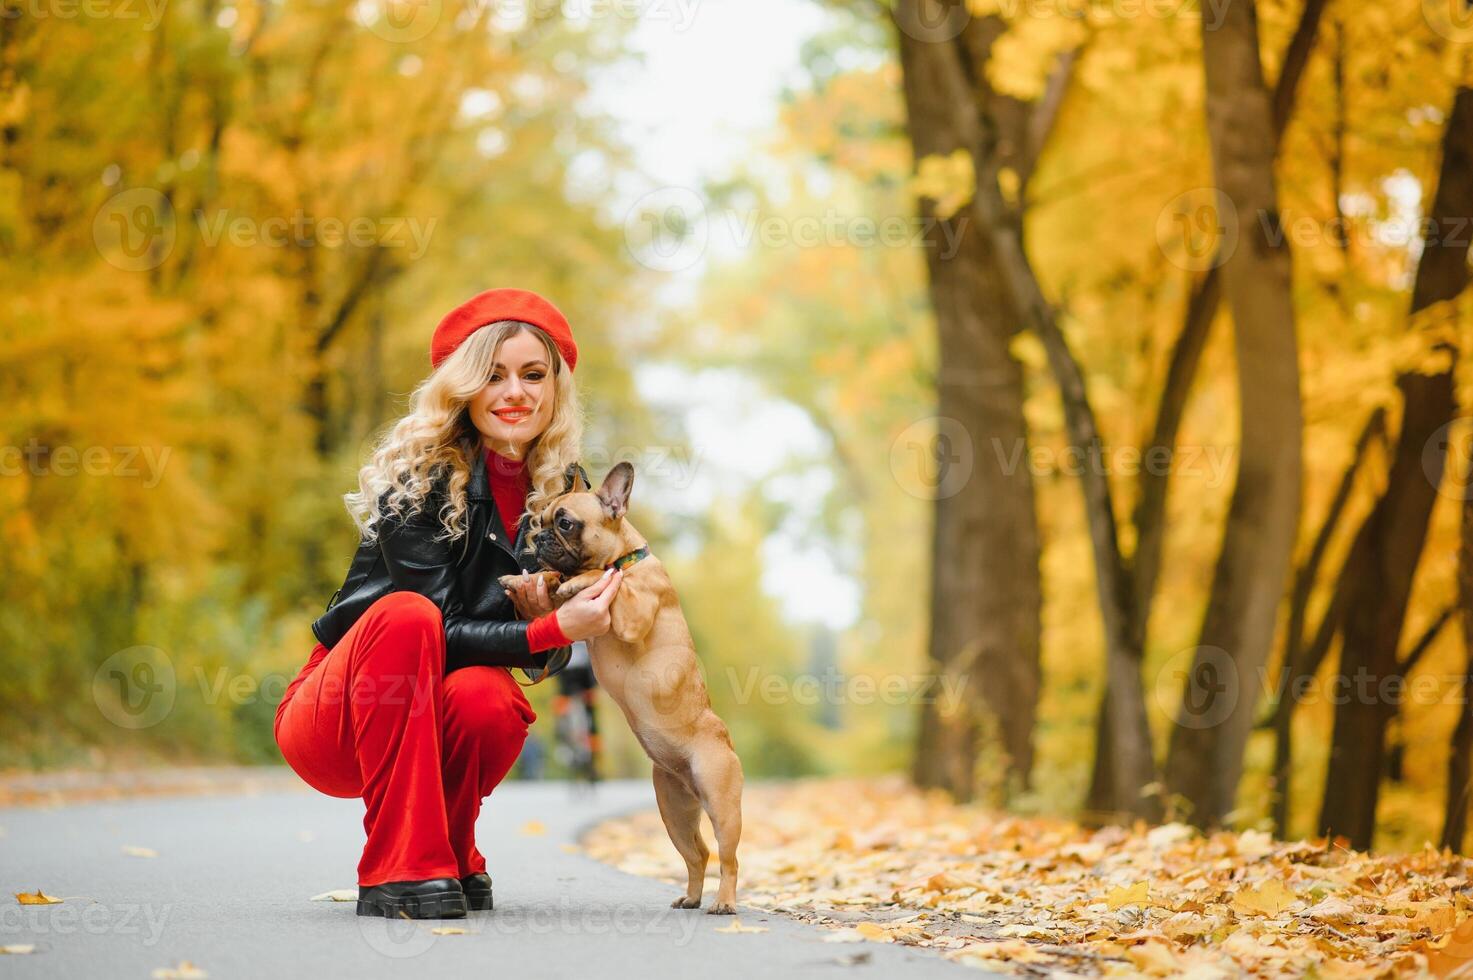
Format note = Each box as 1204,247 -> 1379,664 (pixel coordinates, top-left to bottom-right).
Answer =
499,461 -> 744,914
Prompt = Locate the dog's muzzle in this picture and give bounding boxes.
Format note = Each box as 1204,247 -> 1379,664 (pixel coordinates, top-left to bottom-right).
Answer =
529,529 -> 583,577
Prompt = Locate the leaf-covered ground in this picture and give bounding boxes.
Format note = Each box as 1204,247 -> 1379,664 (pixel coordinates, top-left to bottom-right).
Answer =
581,776 -> 1473,978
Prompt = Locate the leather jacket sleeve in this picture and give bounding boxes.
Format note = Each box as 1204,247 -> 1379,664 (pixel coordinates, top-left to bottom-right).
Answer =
375,498 -> 546,672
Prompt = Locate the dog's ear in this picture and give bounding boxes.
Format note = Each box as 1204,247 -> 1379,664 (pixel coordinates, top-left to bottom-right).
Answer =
563,462 -> 590,493
610,562 -> 661,644
596,461 -> 634,521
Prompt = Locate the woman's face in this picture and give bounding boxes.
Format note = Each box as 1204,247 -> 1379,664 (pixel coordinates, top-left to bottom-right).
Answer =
468,329 -> 556,457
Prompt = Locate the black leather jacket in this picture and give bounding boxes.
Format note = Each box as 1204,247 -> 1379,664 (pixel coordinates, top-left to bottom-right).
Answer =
311,451 -> 569,679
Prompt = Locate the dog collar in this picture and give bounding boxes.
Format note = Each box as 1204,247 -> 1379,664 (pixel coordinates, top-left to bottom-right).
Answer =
606,546 -> 650,572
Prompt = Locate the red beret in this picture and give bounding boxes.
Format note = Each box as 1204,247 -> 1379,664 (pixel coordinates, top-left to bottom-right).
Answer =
430,288 -> 578,373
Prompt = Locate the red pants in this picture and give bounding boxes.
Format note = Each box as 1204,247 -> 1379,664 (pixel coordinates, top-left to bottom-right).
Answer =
273,591 -> 536,887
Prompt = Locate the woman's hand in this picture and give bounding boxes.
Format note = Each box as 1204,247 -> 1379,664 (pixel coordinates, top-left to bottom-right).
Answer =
552,568 -> 623,642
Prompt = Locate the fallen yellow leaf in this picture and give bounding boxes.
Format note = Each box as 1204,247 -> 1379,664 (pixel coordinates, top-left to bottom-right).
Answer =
519,820 -> 547,836
152,961 -> 208,979
714,919 -> 768,934
1300,896 -> 1358,924
122,845 -> 158,858
308,890 -> 357,902
15,890 -> 61,905
822,928 -> 866,943
923,871 -> 961,892
1103,880 -> 1152,909
1125,939 -> 1182,976
430,927 -> 466,935
1233,879 -> 1298,917
0,945 -> 36,954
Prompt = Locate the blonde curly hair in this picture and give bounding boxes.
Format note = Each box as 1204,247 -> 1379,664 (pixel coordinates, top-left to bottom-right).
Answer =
345,321 -> 584,542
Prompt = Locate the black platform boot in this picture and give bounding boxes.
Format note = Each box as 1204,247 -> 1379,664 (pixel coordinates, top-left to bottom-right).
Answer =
356,877 -> 468,919
460,872 -> 493,911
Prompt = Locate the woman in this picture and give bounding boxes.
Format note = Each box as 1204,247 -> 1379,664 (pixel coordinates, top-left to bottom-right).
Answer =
273,288 -> 624,920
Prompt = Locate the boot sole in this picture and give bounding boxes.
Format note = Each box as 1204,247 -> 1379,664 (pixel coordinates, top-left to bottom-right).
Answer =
465,891 -> 493,912
356,893 -> 468,919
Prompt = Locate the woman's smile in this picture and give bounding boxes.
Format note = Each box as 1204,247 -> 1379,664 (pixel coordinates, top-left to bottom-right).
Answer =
469,328 -> 557,454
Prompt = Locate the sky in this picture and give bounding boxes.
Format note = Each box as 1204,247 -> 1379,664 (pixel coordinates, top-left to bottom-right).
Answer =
584,0 -> 864,631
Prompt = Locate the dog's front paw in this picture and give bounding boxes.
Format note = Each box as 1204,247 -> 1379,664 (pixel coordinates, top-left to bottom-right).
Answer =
670,896 -> 701,909
705,902 -> 736,915
553,582 -> 579,603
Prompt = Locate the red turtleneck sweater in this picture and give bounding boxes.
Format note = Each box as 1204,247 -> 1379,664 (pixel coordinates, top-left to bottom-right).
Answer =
486,447 -> 571,653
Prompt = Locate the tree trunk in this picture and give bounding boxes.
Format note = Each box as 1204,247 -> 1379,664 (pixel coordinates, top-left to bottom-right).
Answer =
898,0 -> 1159,817
898,8 -> 1042,798
1163,0 -> 1303,827
1318,87 -> 1473,849
1269,408 -> 1385,835
1086,0 -> 1327,815
1443,449 -> 1473,853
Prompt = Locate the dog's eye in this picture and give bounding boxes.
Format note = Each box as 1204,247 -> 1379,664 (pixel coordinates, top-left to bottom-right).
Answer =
557,516 -> 574,531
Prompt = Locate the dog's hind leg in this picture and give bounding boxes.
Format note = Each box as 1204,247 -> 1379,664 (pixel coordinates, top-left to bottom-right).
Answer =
652,764 -> 708,909
691,738 -> 743,915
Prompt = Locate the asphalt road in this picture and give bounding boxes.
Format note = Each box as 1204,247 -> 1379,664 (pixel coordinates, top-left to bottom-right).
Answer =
0,776 -> 982,979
